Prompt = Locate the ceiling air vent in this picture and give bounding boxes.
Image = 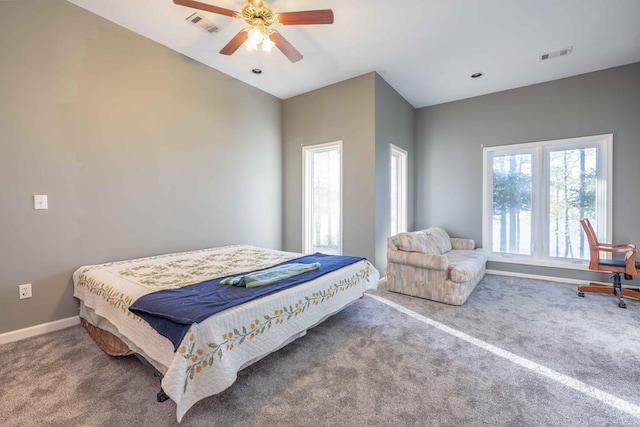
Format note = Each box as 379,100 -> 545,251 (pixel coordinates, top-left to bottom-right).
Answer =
186,12 -> 221,33
540,46 -> 573,61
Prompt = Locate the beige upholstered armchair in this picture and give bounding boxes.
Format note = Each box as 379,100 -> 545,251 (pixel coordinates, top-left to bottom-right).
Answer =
386,227 -> 488,305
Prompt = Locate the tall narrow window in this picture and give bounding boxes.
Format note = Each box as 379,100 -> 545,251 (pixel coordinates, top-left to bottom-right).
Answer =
303,141 -> 342,255
483,134 -> 612,266
490,151 -> 533,255
548,146 -> 598,259
390,144 -> 408,236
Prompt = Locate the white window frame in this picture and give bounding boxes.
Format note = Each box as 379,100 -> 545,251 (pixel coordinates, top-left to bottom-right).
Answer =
302,141 -> 343,255
482,134 -> 612,269
390,144 -> 408,236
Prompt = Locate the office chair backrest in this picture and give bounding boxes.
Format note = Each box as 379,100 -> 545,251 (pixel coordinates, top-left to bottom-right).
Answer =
580,218 -> 600,270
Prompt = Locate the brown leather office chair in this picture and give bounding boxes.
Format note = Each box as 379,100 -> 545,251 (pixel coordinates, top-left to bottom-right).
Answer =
579,218 -> 640,308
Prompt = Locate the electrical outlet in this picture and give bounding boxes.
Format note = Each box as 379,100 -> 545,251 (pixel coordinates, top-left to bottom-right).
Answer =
19,283 -> 32,299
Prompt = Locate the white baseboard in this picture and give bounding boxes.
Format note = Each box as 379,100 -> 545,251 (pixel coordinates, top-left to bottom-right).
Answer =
486,269 -> 606,286
0,316 -> 80,346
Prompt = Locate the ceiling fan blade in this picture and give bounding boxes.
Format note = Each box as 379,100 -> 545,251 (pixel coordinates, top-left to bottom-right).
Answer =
173,0 -> 238,18
277,10 -> 334,25
270,32 -> 303,63
248,0 -> 264,7
220,30 -> 249,55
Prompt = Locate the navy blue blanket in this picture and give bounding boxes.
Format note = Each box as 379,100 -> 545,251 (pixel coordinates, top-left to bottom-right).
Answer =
129,253 -> 365,350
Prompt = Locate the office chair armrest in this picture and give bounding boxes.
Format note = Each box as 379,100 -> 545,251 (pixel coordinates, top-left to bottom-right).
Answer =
595,244 -> 636,253
596,245 -> 637,259
597,242 -> 636,248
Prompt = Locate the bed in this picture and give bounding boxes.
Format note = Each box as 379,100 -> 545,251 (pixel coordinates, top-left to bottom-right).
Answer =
72,245 -> 379,422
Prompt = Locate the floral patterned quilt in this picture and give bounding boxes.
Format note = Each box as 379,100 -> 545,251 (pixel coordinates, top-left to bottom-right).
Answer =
73,245 -> 379,422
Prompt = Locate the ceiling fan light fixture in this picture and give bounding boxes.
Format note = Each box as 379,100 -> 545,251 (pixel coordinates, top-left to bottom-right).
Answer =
247,27 -> 263,43
244,25 -> 275,52
175,0 -> 333,62
245,40 -> 258,51
261,36 -> 274,52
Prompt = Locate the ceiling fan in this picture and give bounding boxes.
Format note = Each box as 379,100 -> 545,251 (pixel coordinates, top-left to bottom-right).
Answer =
173,0 -> 334,63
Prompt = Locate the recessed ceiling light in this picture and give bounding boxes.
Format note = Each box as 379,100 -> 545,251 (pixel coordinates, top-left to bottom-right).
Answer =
471,72 -> 483,78
252,68 -> 262,74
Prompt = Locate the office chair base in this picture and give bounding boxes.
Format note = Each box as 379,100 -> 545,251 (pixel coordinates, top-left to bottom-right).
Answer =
577,281 -> 640,308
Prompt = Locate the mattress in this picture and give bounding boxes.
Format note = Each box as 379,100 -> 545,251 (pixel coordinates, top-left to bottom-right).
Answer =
73,245 -> 379,422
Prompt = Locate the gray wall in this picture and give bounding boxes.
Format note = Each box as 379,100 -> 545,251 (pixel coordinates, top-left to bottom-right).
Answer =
415,62 -> 640,278
282,73 -> 376,264
374,74 -> 416,274
0,0 -> 283,333
282,73 -> 416,275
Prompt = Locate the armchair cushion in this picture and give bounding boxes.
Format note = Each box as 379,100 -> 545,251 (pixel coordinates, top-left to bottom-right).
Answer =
447,250 -> 488,282
393,231 -> 440,255
451,238 -> 475,251
426,227 -> 452,253
393,227 -> 454,255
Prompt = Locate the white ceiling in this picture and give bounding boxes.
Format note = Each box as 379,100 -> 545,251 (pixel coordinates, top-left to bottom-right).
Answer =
68,0 -> 640,108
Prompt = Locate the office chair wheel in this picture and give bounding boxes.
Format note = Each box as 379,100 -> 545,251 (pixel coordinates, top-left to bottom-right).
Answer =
618,302 -> 627,309
578,291 -> 585,297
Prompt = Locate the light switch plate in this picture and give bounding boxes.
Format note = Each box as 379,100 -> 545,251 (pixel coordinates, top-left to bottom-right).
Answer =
34,195 -> 48,210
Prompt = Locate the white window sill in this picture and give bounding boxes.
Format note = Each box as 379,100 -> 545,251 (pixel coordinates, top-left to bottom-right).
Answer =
487,255 -> 590,271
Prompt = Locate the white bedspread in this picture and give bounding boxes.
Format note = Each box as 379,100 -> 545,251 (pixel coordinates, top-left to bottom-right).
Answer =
73,245 -> 379,422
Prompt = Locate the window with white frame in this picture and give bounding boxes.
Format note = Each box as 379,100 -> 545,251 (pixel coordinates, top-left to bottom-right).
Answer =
390,144 -> 408,236
482,134 -> 612,265
303,141 -> 342,255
